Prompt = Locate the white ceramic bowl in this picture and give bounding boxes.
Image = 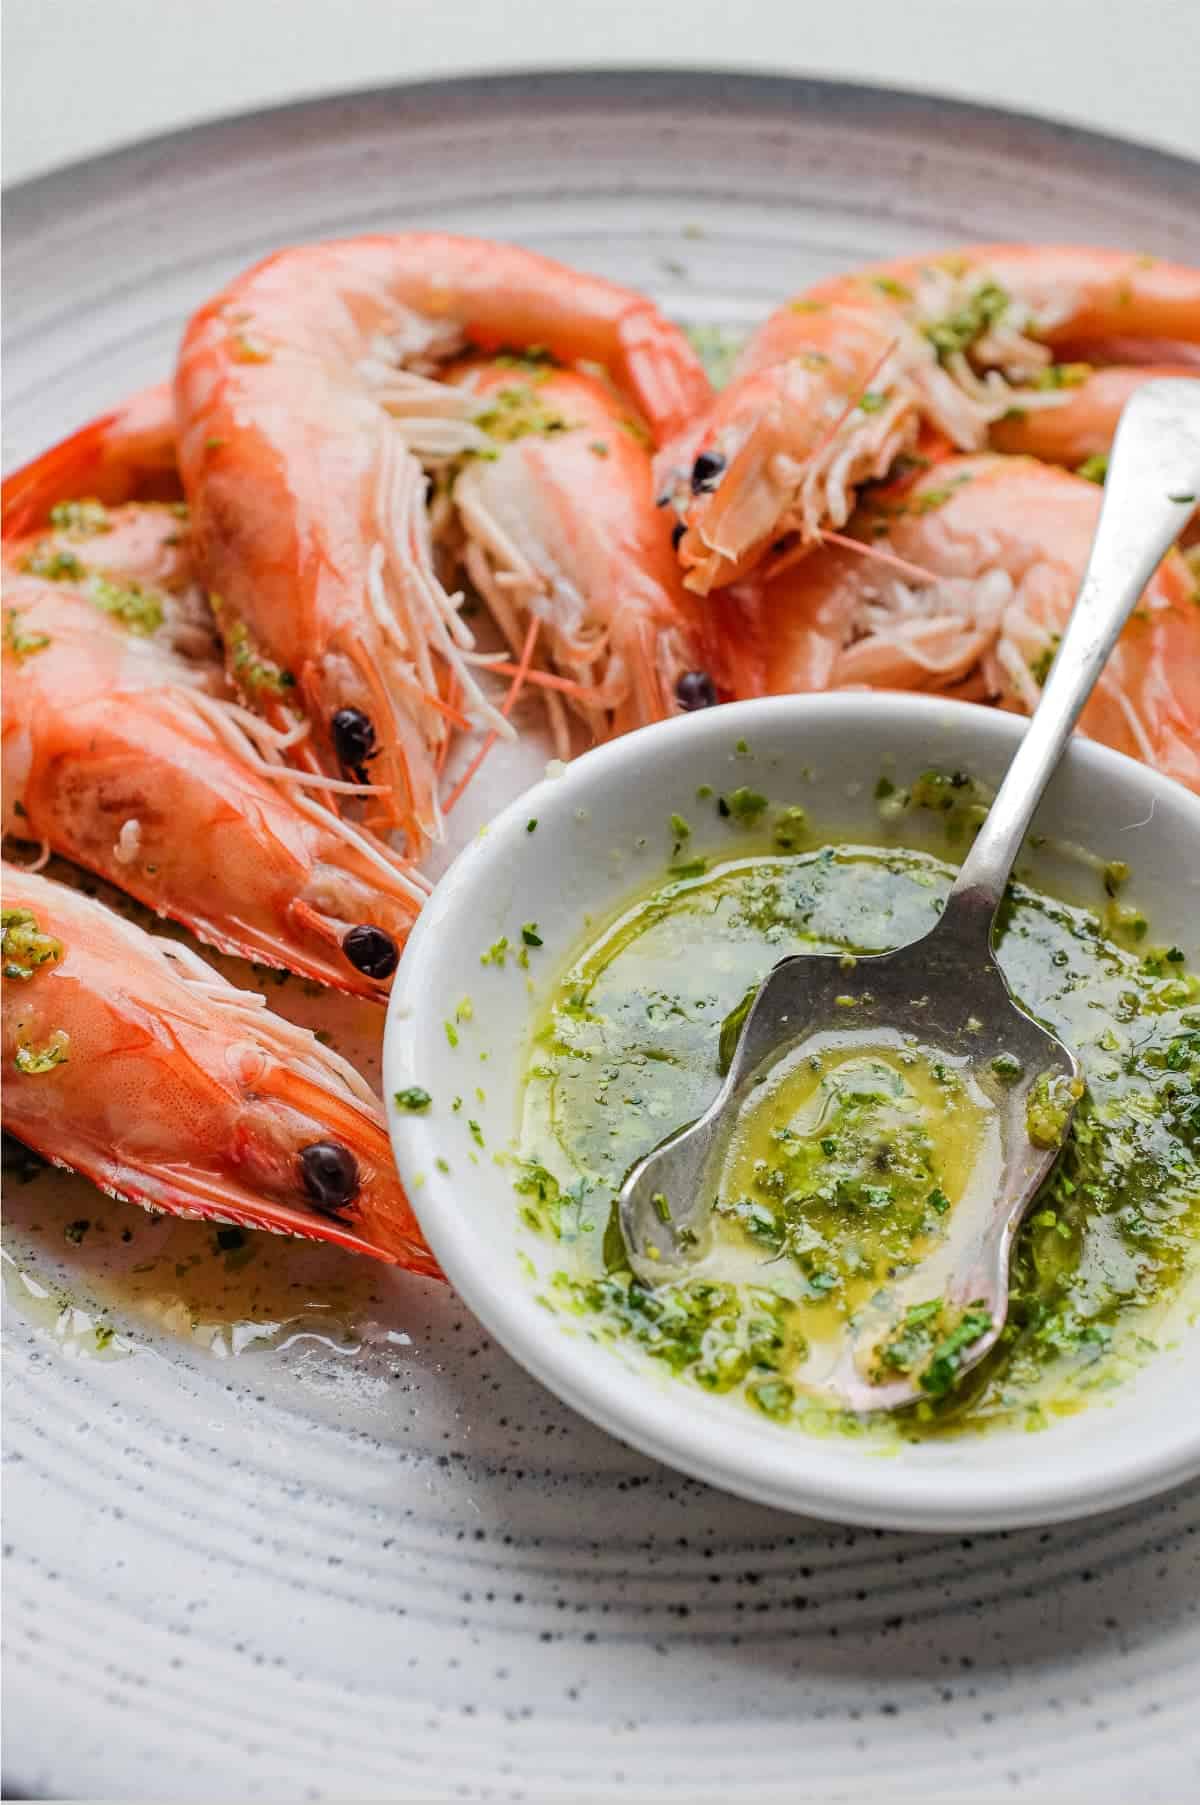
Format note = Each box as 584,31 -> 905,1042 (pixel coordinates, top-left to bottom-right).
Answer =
385,695 -> 1200,1531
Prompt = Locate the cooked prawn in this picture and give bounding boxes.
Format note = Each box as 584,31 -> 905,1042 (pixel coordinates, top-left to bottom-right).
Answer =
662,245 -> 1200,592
2,382 -> 179,540
3,504 -> 426,997
175,235 -> 712,851
1,865 -> 437,1271
737,453 -> 1200,792
989,362 -> 1200,467
444,357 -> 718,760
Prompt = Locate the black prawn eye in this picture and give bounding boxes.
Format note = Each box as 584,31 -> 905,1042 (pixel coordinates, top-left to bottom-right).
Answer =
342,924 -> 400,980
331,707 -> 376,771
299,1141 -> 360,1214
691,450 -> 726,494
675,670 -> 718,711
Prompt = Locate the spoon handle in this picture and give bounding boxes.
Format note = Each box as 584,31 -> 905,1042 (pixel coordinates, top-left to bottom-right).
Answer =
949,378 -> 1200,913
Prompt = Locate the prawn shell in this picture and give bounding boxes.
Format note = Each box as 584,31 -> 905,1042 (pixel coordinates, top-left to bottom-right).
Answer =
3,511 -> 423,1000
448,357 -> 718,736
174,234 -> 713,848
747,453 -> 1200,795
2,383 -> 180,540
1,865 -> 438,1272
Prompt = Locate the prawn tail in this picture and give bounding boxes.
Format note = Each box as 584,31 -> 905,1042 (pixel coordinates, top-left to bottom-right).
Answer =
2,383 -> 180,538
617,305 -> 715,448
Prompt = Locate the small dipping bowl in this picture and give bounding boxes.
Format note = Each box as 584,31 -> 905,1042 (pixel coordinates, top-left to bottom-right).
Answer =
384,695 -> 1200,1531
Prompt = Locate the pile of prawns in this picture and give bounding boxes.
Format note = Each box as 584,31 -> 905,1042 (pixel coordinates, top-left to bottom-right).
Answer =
3,235 -> 1198,1278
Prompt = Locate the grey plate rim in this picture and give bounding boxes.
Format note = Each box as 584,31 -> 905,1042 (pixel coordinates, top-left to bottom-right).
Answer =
4,64 -> 1198,229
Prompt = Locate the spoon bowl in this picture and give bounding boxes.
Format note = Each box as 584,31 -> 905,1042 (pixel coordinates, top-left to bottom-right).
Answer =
619,887 -> 1079,1411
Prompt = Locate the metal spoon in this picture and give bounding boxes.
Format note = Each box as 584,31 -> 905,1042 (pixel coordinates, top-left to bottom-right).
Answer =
620,378 -> 1200,1413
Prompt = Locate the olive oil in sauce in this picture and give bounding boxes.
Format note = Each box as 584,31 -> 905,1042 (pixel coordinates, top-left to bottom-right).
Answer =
518,827 -> 1200,1441
712,1031 -> 1000,1379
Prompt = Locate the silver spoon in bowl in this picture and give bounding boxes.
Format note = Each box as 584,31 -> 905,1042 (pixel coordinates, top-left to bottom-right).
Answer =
619,378 -> 1200,1413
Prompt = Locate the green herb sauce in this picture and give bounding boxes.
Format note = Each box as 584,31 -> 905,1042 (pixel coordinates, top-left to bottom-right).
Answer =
518,826 -> 1199,1439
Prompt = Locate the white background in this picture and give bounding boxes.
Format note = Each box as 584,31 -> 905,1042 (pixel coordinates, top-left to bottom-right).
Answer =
4,0 -> 1199,185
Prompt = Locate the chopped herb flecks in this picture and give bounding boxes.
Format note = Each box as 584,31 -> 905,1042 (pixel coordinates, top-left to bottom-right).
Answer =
2,907 -> 64,981
394,1087 -> 433,1111
3,608 -> 51,660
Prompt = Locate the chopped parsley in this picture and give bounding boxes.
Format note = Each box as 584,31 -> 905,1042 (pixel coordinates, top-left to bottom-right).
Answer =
2,908 -> 64,981
719,786 -> 768,825
910,474 -> 972,514
49,498 -> 111,536
922,281 -> 1010,361
23,542 -> 85,581
874,1298 -> 992,1396
922,1306 -> 993,1397
88,575 -> 165,636
772,806 -> 808,851
1028,635 -> 1060,686
872,276 -> 913,301
1026,1070 -> 1084,1149
514,1159 -> 567,1236
394,1087 -> 433,1111
220,612 -> 295,696
748,1378 -> 795,1421
521,923 -> 543,948
1031,362 -> 1090,391
475,384 -> 573,445
14,1033 -> 70,1075
3,608 -> 51,660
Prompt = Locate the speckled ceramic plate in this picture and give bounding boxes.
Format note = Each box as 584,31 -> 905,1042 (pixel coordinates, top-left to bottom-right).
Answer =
4,71 -> 1199,1804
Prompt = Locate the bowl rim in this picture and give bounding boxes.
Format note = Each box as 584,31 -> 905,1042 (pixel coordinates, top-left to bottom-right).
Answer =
385,693 -> 1200,1531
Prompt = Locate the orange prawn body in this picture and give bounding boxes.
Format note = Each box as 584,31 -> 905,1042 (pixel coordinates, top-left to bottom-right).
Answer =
3,506 -> 424,997
449,358 -> 718,745
1,865 -> 437,1272
661,245 -> 1200,593
175,234 -> 713,852
741,453 -> 1200,793
989,362 -> 1200,466
2,382 -> 180,540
